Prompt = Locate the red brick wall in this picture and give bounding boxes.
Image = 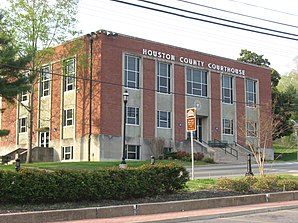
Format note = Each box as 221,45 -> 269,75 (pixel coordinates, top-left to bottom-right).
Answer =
174,64 -> 185,141
143,59 -> 156,139
236,77 -> 246,145
210,72 -> 221,140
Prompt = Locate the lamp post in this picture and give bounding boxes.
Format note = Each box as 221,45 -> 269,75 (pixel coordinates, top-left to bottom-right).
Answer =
120,90 -> 129,166
15,158 -> 21,172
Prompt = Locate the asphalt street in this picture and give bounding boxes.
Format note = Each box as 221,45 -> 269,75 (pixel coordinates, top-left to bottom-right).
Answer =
186,161 -> 298,179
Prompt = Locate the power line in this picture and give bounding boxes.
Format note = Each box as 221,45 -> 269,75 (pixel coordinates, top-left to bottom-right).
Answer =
175,0 -> 298,29
110,0 -> 298,41
135,0 -> 298,37
227,0 -> 298,17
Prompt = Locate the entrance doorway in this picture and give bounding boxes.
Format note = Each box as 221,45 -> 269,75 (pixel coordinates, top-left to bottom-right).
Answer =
188,117 -> 203,142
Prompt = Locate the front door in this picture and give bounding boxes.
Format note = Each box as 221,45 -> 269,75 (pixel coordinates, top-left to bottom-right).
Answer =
194,117 -> 202,142
39,132 -> 49,147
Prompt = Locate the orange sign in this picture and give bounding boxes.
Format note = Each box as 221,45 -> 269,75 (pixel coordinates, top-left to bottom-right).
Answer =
186,108 -> 196,131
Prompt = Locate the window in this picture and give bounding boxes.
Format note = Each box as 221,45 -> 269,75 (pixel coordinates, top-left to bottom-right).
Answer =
63,58 -> 75,91
157,62 -> 171,94
39,132 -> 49,147
127,107 -> 139,125
125,145 -> 140,160
157,111 -> 171,128
247,121 -> 257,137
187,68 -> 207,97
223,119 -> 234,135
163,147 -> 172,153
19,117 -> 27,133
41,66 -> 51,97
124,55 -> 140,89
222,75 -> 233,104
246,79 -> 257,107
20,92 -> 28,102
62,146 -> 73,160
63,109 -> 74,126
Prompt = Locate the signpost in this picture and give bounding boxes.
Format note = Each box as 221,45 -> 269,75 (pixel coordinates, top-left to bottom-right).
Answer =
186,108 -> 196,180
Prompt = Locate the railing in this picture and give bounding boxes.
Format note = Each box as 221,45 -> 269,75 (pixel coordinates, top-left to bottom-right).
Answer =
208,139 -> 238,159
234,142 -> 251,154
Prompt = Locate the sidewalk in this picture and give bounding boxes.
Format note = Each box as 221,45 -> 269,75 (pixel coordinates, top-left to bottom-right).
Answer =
51,200 -> 298,223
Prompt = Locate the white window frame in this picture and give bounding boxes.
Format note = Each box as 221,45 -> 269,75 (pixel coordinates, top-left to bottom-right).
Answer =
186,68 -> 207,97
124,55 -> 140,89
19,117 -> 27,133
39,132 -> 49,147
157,110 -> 171,128
62,146 -> 74,160
63,109 -> 74,127
20,92 -> 28,102
41,65 -> 51,97
127,107 -> 139,125
157,62 -> 171,94
63,58 -> 75,92
222,75 -> 233,104
125,145 -> 140,160
246,79 -> 257,107
223,118 -> 234,135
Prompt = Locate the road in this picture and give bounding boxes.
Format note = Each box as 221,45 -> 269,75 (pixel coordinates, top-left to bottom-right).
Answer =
186,161 -> 298,179
188,208 -> 298,223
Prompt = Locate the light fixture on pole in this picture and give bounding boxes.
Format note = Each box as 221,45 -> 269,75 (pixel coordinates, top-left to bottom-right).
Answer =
120,90 -> 129,166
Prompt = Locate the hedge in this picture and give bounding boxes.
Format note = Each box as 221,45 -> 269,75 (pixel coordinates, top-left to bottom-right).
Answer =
0,163 -> 189,204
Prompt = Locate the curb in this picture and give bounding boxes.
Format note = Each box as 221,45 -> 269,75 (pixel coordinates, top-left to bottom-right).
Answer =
0,191 -> 298,223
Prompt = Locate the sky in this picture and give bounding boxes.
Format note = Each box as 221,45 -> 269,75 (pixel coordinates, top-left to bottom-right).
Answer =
77,0 -> 298,75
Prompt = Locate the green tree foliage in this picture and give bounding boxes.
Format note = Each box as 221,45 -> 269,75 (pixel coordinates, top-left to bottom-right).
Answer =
237,49 -> 295,139
0,12 -> 31,102
2,0 -> 80,163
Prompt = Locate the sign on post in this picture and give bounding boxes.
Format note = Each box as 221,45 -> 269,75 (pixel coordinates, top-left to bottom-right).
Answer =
186,108 -> 196,132
186,108 -> 196,180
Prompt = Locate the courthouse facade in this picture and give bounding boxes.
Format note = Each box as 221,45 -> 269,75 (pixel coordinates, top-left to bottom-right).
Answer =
0,30 -> 272,161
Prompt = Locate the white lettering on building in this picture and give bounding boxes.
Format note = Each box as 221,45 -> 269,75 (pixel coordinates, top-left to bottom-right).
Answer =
142,49 -> 246,76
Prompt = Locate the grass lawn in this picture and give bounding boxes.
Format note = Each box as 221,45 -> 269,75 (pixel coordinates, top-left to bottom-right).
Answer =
273,145 -> 298,161
0,159 -> 206,171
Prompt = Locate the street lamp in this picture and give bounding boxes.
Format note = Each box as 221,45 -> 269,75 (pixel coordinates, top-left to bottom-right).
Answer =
15,158 -> 21,172
121,90 -> 129,166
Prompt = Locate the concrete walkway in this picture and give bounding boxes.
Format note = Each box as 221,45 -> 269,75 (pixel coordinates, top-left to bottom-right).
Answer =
1,191 -> 298,223
50,200 -> 298,223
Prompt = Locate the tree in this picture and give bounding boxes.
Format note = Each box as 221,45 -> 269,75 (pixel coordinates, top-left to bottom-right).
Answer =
2,0 -> 80,163
237,49 -> 294,139
0,12 -> 31,102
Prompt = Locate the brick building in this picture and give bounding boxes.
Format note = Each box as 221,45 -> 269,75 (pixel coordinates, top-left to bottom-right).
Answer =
0,30 -> 272,162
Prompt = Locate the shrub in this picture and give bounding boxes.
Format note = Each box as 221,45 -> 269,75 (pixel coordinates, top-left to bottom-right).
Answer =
194,152 -> 204,161
276,179 -> 298,191
253,175 -> 278,191
202,157 -> 214,163
216,176 -> 256,193
0,164 -> 189,204
216,177 -> 235,190
164,152 -> 177,160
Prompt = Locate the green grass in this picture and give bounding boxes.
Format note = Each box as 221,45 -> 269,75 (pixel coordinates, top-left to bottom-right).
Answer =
186,178 -> 217,191
0,159 -> 206,171
273,144 -> 298,161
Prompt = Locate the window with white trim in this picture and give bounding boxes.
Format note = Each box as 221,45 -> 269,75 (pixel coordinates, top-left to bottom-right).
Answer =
63,109 -> 74,126
246,79 -> 257,107
222,118 -> 234,135
41,66 -> 51,97
19,117 -> 27,133
127,107 -> 139,125
62,146 -> 73,160
157,62 -> 171,94
125,145 -> 140,160
157,111 -> 171,128
247,121 -> 257,137
222,75 -> 233,104
20,92 -> 28,102
124,55 -> 140,89
63,58 -> 75,91
186,68 -> 207,97
39,132 -> 49,147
